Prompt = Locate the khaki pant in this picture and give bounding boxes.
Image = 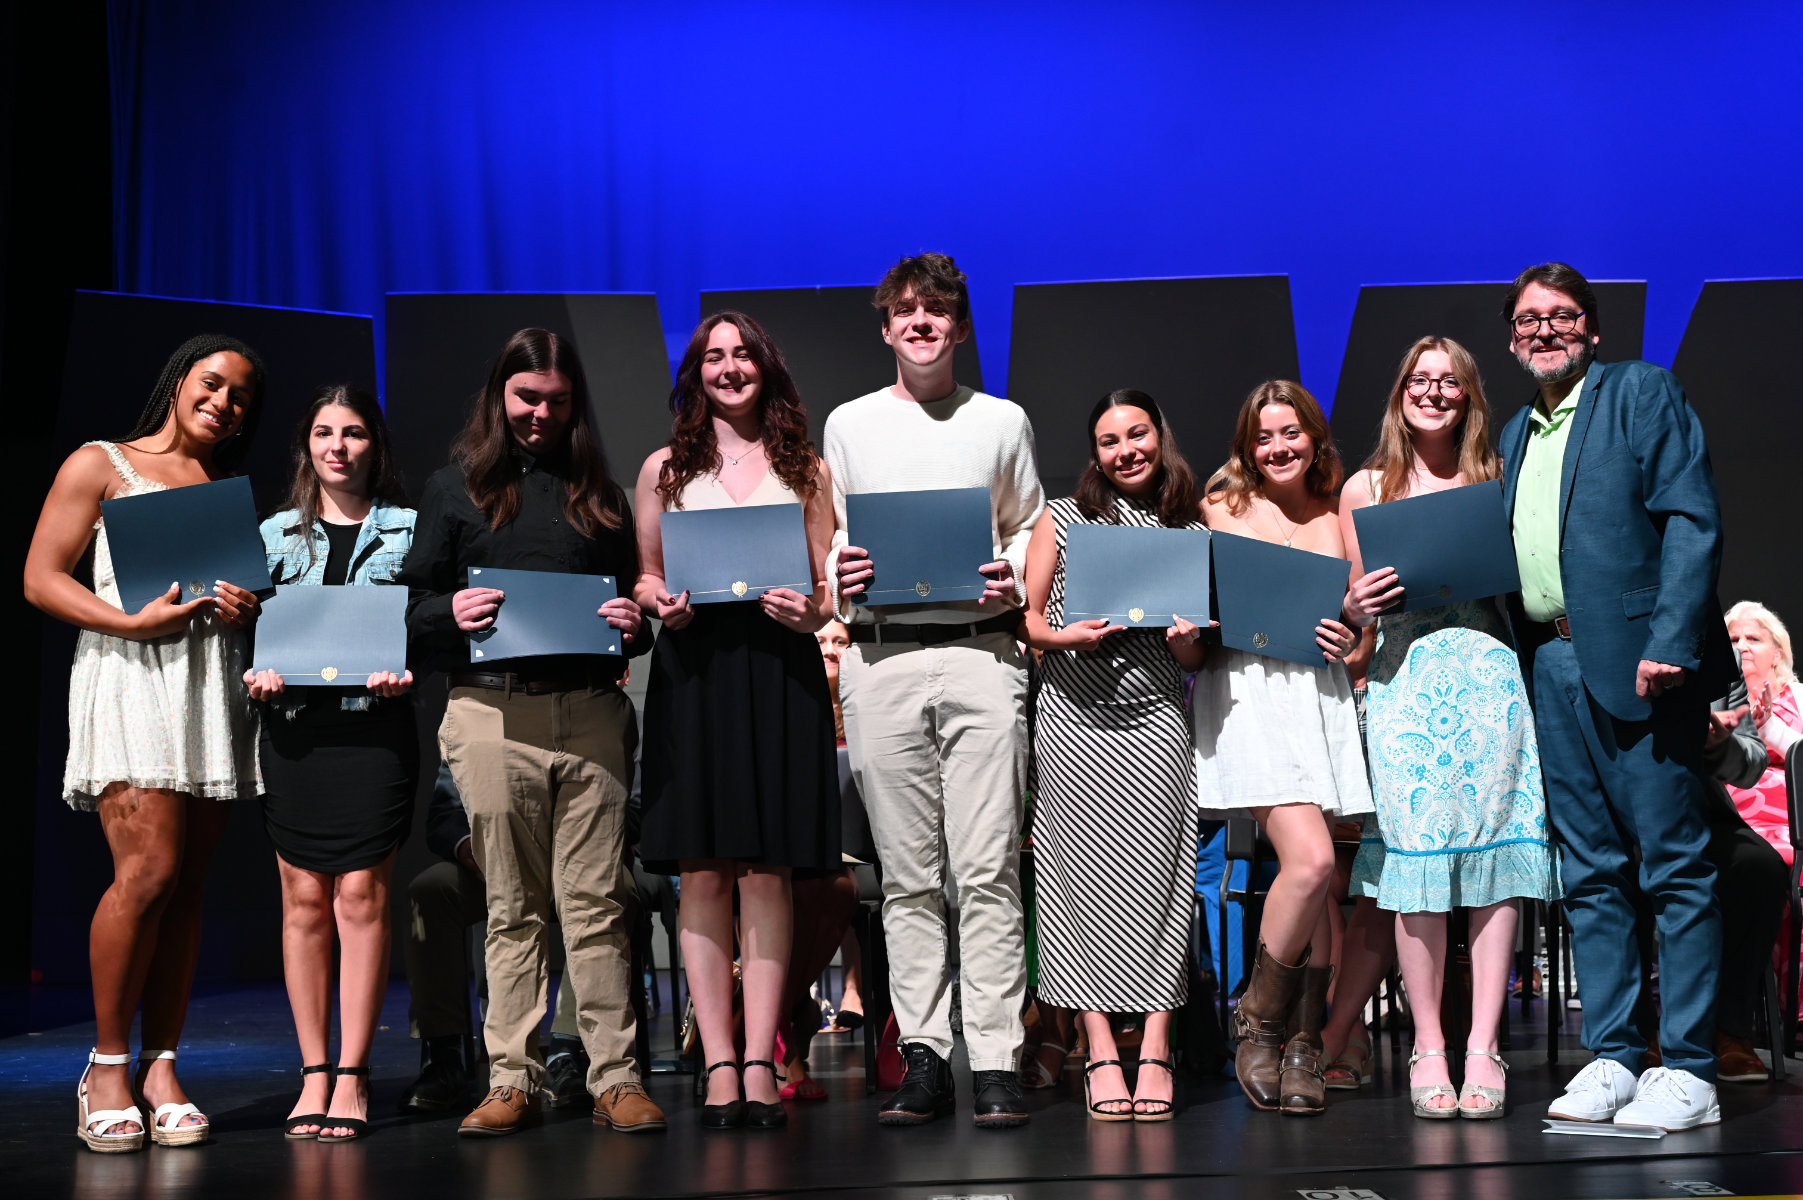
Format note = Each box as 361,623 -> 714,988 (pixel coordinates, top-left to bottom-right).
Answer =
839,631 -> 1028,1071
439,685 -> 638,1094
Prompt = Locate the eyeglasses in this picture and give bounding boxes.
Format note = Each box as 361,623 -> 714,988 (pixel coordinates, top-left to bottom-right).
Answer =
1510,310 -> 1585,337
1405,375 -> 1464,399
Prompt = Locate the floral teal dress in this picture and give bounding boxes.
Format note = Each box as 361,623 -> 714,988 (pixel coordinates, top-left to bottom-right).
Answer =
1349,599 -> 1561,911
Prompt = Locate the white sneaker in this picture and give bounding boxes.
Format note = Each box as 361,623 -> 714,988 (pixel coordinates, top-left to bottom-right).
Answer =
1547,1057 -> 1639,1121
1613,1066 -> 1721,1131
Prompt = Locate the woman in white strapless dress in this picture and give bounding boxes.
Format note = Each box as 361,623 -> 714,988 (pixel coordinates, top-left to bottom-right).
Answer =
25,335 -> 266,1154
1194,380 -> 1370,1117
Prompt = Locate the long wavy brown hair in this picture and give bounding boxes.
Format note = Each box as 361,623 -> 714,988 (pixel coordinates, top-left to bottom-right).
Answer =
453,328 -> 626,534
1206,380 -> 1343,516
1363,336 -> 1500,503
657,311 -> 819,508
271,385 -> 409,576
1072,389 -> 1199,526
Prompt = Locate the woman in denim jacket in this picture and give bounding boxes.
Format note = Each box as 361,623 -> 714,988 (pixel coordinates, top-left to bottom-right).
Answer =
245,385 -> 417,1141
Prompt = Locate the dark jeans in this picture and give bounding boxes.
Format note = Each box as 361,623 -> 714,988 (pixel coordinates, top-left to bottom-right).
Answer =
1527,636 -> 1721,1081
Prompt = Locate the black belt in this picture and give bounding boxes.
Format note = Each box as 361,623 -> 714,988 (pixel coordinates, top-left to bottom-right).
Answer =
1527,616 -> 1572,642
847,611 -> 1021,646
450,670 -> 617,695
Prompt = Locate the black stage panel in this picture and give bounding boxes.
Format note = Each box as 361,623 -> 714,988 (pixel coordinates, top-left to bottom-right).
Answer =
9,983 -> 1803,1199
1007,277 -> 1299,498
383,293 -> 672,502
1673,278 -> 1803,613
700,285 -> 986,446
1330,281 -> 1647,468
33,293 -> 377,991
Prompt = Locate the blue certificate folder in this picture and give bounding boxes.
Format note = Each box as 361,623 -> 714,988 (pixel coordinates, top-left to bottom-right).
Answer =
466,566 -> 620,662
660,503 -> 813,605
1060,524 -> 1211,628
1351,480 -> 1522,613
100,476 -> 273,614
251,586 -> 407,684
846,487 -> 993,605
1211,531 -> 1350,667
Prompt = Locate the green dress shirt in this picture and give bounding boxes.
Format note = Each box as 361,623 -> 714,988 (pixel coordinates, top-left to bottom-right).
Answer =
1511,362 -> 1595,623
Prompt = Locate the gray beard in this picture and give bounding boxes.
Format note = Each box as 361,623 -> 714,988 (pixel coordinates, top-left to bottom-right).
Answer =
1520,341 -> 1594,385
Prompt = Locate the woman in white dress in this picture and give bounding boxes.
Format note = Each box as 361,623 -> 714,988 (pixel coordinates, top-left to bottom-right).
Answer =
1195,379 -> 1371,1116
24,334 -> 267,1153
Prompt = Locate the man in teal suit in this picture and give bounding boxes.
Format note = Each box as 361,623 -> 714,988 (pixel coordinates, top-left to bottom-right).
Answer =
1499,262 -> 1731,1131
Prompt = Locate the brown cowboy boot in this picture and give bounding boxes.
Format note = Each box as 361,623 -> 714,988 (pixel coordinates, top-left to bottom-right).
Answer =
1233,942 -> 1307,1110
1280,964 -> 1335,1115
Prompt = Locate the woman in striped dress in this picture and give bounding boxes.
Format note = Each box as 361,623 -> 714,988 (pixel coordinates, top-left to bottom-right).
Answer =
1021,389 -> 1206,1122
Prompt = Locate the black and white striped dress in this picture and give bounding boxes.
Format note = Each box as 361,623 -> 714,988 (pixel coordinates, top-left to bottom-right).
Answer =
1032,496 -> 1200,1013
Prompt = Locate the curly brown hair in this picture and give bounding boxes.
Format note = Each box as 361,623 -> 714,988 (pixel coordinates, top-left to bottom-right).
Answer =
658,312 -> 819,508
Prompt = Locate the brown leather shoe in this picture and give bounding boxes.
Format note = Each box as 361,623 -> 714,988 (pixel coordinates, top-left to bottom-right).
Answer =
458,1086 -> 541,1137
592,1081 -> 666,1133
1716,1029 -> 1770,1083
1233,942 -> 1307,1110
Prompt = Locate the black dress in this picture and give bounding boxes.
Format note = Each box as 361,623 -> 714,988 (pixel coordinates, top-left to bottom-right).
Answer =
638,475 -> 840,875
259,519 -> 419,874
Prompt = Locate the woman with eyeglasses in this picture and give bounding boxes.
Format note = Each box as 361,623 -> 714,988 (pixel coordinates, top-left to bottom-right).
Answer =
1341,337 -> 1560,1120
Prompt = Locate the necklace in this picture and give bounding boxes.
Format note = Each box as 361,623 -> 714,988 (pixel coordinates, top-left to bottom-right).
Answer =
719,441 -> 761,468
1260,496 -> 1301,548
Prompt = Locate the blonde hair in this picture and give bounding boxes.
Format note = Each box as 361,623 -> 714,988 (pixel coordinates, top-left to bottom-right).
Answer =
1205,380 -> 1342,517
1726,600 -> 1797,686
1364,336 -> 1500,503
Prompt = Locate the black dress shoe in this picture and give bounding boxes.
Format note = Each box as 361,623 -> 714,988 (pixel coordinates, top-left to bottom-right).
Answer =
877,1044 -> 954,1126
971,1070 -> 1029,1128
398,1037 -> 469,1113
544,1041 -> 591,1109
741,1060 -> 788,1130
700,1061 -> 744,1130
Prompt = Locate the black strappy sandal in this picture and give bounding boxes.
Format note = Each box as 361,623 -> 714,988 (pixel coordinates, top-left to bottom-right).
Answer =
316,1066 -> 371,1142
1084,1059 -> 1134,1122
741,1060 -> 787,1130
700,1061 -> 744,1129
284,1065 -> 333,1139
1133,1058 -> 1176,1122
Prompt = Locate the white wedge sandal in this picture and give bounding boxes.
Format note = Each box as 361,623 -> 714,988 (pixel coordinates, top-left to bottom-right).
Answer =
78,1049 -> 146,1153
136,1049 -> 210,1146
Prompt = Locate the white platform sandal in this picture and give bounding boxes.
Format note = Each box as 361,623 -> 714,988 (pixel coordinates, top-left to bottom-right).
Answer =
137,1049 -> 210,1146
78,1049 -> 145,1153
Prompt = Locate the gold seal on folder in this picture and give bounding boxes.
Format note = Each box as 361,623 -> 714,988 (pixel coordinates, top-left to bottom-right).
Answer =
732,580 -> 749,598
1252,632 -> 1269,649
189,580 -> 207,597
1128,607 -> 1146,623
321,666 -> 339,683
915,581 -> 931,597
1437,584 -> 1452,599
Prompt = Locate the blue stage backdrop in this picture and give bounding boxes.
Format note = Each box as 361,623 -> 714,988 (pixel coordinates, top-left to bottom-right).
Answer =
110,2 -> 1802,408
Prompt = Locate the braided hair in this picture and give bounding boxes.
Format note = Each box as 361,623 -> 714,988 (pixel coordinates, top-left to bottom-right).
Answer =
118,333 -> 268,473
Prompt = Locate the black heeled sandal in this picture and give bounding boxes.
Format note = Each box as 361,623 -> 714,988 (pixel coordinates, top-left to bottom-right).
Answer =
284,1065 -> 334,1139
317,1066 -> 371,1142
741,1060 -> 788,1130
700,1061 -> 744,1130
1084,1059 -> 1134,1122
1133,1058 -> 1176,1122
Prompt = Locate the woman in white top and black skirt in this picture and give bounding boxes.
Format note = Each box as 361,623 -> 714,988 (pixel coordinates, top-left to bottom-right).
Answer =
633,312 -> 839,1129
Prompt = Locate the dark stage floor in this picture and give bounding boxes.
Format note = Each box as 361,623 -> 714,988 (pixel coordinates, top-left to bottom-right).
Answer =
6,979 -> 1803,1200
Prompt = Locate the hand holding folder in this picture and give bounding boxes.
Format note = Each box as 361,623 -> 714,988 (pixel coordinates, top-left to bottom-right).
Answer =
841,488 -> 997,606
463,567 -> 624,662
1349,481 -> 1521,615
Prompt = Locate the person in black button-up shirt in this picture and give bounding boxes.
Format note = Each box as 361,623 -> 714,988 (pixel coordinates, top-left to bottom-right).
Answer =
398,327 -> 665,1137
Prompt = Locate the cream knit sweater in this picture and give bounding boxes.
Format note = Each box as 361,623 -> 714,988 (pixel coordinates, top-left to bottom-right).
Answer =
824,384 -> 1045,625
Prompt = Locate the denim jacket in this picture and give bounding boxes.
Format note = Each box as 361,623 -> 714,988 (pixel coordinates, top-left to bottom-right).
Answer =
258,501 -> 415,713
260,501 -> 415,586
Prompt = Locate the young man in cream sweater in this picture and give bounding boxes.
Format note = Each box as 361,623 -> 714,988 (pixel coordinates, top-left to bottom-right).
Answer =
827,252 -> 1045,1128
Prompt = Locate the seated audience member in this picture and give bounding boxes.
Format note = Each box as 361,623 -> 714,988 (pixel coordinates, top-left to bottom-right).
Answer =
399,765 -> 588,1113
1701,675 -> 1790,1082
1722,602 -> 1803,858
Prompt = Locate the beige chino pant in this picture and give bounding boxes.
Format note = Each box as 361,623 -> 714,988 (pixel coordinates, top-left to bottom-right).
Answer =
438,684 -> 639,1094
839,631 -> 1029,1071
